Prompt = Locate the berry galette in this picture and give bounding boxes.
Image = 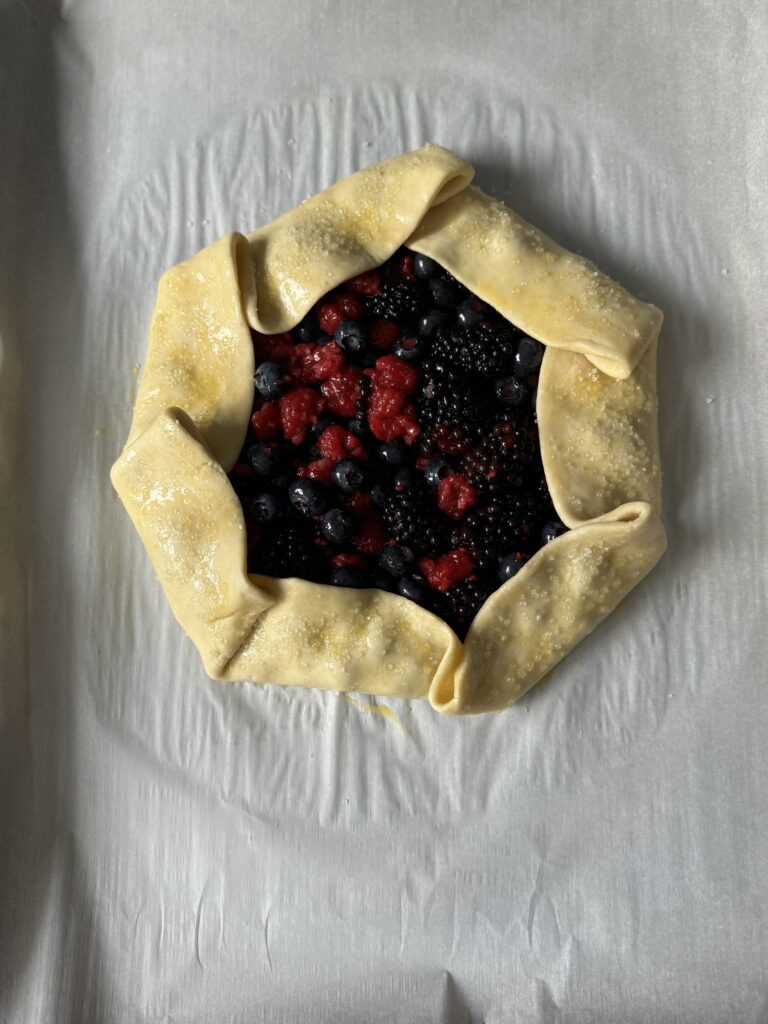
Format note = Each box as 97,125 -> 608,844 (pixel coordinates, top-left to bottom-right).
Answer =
111,145 -> 666,714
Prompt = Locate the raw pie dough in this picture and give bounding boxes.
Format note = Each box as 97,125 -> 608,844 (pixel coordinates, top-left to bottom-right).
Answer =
111,145 -> 666,715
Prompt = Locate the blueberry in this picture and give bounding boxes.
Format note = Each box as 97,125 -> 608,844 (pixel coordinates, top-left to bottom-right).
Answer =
371,481 -> 388,507
494,376 -> 527,407
457,298 -> 486,327
321,508 -> 355,545
334,320 -> 367,354
254,361 -> 284,399
330,566 -> 369,589
428,277 -> 462,308
247,442 -> 279,476
542,521 -> 567,544
393,466 -> 416,492
379,544 -> 415,578
498,553 -> 527,582
413,253 -> 441,279
288,478 -> 329,516
377,438 -> 406,466
424,457 -> 452,488
332,459 -> 367,493
294,314 -> 320,343
514,336 -> 544,377
393,335 -> 425,362
249,492 -> 284,523
397,574 -> 427,602
418,309 -> 452,338
371,571 -> 395,592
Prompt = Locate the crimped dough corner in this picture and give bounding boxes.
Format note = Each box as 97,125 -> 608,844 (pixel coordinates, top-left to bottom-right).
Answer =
111,144 -> 666,714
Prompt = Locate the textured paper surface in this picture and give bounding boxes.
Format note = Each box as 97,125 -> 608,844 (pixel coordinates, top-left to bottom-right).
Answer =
1,2 -> 767,1021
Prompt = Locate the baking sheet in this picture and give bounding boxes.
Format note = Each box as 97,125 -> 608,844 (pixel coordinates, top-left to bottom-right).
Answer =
1,1 -> 767,1021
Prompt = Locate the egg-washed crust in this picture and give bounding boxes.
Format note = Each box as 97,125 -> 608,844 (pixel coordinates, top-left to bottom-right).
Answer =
111,144 -> 666,714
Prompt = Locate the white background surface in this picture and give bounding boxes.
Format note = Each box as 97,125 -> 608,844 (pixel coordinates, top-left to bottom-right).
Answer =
1,2 -> 767,1021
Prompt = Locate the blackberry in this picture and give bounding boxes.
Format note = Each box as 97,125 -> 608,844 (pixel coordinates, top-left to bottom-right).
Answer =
438,577 -> 492,639
451,501 -> 533,570
461,429 -> 534,497
248,518 -> 323,581
364,279 -> 427,323
381,486 -> 447,556
430,323 -> 519,378
416,361 -> 487,447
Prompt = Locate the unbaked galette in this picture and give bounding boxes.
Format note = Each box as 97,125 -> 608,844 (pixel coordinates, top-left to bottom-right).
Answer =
111,145 -> 666,714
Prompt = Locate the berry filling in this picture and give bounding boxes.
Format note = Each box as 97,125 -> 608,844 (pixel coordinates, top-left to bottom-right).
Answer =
230,247 -> 565,638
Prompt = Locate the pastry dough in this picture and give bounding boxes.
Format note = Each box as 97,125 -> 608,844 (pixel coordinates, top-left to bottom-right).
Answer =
111,144 -> 666,714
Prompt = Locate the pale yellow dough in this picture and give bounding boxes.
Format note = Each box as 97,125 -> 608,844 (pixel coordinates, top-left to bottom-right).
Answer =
111,144 -> 666,714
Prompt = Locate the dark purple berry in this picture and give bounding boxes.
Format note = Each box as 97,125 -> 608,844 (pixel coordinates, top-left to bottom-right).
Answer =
288,478 -> 329,516
254,361 -> 285,399
332,459 -> 367,494
330,566 -> 369,588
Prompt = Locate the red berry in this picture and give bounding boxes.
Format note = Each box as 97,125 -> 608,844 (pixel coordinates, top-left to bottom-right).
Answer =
320,366 -> 362,417
288,342 -> 319,383
347,270 -> 382,295
370,321 -> 401,351
418,549 -> 474,592
316,292 -> 363,334
369,385 -> 408,419
311,341 -> 345,381
331,552 -> 366,569
338,292 -> 363,319
250,401 -> 281,440
368,410 -> 421,444
371,354 -> 420,393
436,474 -> 478,518
279,388 -> 326,445
347,491 -> 373,514
252,331 -> 293,364
299,459 -> 335,485
317,425 -> 367,463
352,512 -> 387,555
395,252 -> 417,281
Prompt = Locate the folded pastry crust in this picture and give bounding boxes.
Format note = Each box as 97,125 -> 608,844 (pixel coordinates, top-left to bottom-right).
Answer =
111,145 -> 666,714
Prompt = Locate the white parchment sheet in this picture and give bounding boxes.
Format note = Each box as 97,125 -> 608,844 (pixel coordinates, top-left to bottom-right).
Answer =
1,2 -> 767,1021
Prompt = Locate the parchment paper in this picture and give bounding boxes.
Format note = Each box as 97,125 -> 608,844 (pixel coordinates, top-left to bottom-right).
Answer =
1,2 -> 767,1021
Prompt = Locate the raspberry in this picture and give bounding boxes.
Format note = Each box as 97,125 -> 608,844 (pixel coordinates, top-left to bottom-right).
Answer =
317,425 -> 367,463
437,474 -> 478,518
320,366 -> 362,417
331,552 -> 366,569
311,341 -> 345,380
250,401 -> 281,440
371,355 -> 420,393
418,549 -> 474,592
288,343 -> 319,383
352,512 -> 387,555
317,292 -> 363,334
252,331 -> 293,364
346,491 -> 373,514
370,321 -> 402,351
279,388 -> 325,445
369,385 -> 408,419
395,252 -> 417,281
347,270 -> 382,295
299,458 -> 334,485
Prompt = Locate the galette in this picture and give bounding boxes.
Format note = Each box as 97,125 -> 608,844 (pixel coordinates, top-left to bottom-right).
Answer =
111,145 -> 666,714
